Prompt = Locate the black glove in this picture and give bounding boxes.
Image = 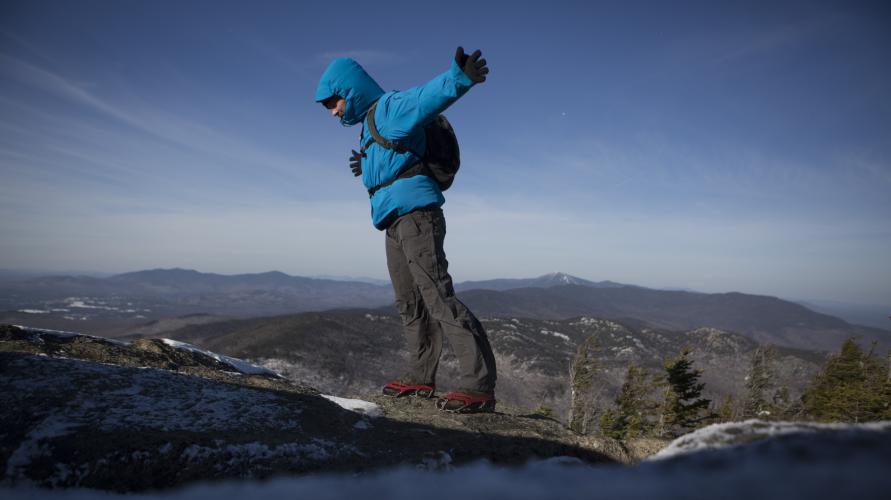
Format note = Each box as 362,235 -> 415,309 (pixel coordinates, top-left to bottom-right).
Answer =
455,46 -> 488,84
349,149 -> 364,177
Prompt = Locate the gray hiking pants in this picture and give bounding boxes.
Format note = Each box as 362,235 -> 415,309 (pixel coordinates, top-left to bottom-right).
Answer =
385,206 -> 497,393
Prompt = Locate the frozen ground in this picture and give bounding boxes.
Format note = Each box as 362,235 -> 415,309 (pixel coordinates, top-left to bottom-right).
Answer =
3,420 -> 889,500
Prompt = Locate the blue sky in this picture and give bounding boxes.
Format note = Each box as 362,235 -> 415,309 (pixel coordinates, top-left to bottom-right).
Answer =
1,0 -> 889,305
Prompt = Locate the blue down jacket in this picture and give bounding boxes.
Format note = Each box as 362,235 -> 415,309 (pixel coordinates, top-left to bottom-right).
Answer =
315,58 -> 475,229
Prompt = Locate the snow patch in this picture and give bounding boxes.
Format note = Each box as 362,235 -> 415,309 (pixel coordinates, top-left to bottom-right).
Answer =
13,325 -> 79,338
5,415 -> 80,479
181,438 -> 340,468
6,423 -> 891,500
13,326 -> 130,346
160,339 -> 280,377
321,395 -> 383,418
2,355 -> 304,439
65,299 -> 117,311
650,419 -> 891,460
614,346 -> 634,357
539,329 -> 570,342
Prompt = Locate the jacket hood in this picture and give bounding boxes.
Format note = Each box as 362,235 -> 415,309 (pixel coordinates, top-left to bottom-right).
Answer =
315,58 -> 385,127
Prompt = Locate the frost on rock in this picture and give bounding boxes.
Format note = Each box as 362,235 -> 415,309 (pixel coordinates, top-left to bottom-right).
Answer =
0,351 -> 365,489
650,419 -> 891,460
180,439 -> 340,469
2,355 -> 304,439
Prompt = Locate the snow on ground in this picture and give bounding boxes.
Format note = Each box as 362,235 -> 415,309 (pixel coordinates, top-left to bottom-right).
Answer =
13,326 -> 81,338
4,414 -> 80,479
65,299 -> 117,310
3,420 -> 889,499
3,420 -> 891,500
539,329 -> 570,342
3,355 -> 304,437
177,438 -> 338,467
160,339 -> 281,377
13,326 -> 130,346
650,419 -> 891,460
2,355 -> 309,484
321,395 -> 383,418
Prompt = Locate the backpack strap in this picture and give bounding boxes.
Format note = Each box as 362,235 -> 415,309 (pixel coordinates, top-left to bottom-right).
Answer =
362,101 -> 422,157
362,99 -> 430,197
367,162 -> 431,198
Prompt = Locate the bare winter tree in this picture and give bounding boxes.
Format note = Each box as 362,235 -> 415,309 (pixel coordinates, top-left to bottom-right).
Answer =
568,335 -> 605,434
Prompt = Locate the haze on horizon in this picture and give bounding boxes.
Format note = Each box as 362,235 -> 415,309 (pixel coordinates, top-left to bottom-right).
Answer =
1,1 -> 889,306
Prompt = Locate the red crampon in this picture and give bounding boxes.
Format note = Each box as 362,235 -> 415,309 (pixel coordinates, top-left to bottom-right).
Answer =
382,380 -> 436,398
435,391 -> 496,413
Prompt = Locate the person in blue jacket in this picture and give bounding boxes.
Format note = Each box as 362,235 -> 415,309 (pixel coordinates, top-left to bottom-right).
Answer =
316,47 -> 497,413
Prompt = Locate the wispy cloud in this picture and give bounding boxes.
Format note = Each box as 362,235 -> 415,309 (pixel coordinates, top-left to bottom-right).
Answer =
247,37 -> 316,75
0,29 -> 58,67
0,53 -> 344,195
655,12 -> 842,69
0,53 -> 130,122
714,15 -> 838,64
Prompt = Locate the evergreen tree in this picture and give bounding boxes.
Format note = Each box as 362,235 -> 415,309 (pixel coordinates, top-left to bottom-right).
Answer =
659,347 -> 711,437
568,336 -> 604,434
743,344 -> 776,419
802,338 -> 891,422
599,365 -> 662,439
715,394 -> 738,422
599,408 -> 621,439
772,386 -> 791,415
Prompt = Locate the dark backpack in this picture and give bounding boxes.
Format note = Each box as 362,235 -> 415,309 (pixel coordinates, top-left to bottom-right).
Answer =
362,100 -> 460,197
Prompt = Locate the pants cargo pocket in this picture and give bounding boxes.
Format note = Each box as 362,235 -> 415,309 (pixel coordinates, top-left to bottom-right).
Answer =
402,211 -> 441,281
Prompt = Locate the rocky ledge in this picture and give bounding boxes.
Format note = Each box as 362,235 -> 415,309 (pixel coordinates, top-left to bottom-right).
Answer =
0,325 -> 665,492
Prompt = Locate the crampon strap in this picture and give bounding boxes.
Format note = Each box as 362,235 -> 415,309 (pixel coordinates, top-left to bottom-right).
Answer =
383,380 -> 435,395
438,391 -> 494,405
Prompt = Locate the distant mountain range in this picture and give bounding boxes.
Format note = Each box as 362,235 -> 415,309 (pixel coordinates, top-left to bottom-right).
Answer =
454,272 -> 630,292
795,299 -> 891,331
0,268 -> 394,317
1,268 -> 887,351
119,309 -> 826,421
455,285 -> 890,352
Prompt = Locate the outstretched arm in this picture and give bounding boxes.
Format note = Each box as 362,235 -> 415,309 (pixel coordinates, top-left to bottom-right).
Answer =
384,47 -> 488,138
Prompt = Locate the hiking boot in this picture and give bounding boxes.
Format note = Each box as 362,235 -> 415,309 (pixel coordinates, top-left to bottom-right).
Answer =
436,390 -> 496,413
382,380 -> 436,398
